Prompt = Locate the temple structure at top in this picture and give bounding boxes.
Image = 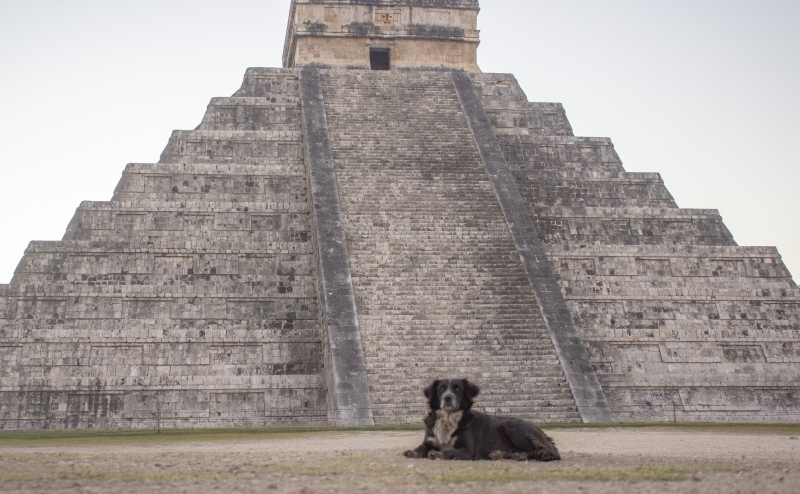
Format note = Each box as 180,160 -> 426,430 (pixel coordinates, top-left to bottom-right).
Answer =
283,0 -> 481,71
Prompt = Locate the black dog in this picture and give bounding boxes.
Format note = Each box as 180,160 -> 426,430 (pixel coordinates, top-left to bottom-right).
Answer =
404,379 -> 561,461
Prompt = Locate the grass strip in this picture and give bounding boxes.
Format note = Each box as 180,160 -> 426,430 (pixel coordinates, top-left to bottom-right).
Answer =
1,421 -> 797,447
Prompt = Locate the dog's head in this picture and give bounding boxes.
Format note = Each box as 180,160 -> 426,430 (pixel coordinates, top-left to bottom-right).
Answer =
424,379 -> 480,412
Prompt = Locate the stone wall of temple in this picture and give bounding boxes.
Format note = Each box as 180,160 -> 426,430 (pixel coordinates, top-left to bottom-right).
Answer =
472,73 -> 800,422
0,69 -> 329,430
283,0 -> 480,71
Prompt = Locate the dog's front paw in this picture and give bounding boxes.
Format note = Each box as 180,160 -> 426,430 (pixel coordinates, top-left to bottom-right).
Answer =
489,450 -> 507,461
428,450 -> 444,460
404,450 -> 421,459
533,451 -> 560,462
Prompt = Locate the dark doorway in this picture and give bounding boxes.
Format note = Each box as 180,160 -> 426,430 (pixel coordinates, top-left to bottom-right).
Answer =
370,49 -> 390,70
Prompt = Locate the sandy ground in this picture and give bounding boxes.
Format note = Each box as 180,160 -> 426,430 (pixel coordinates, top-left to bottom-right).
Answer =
1,427 -> 799,493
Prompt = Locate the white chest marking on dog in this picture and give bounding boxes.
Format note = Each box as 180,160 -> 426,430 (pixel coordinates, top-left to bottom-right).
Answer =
429,410 -> 463,451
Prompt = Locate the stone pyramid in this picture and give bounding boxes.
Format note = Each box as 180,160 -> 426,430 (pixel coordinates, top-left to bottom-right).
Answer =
1,0 -> 798,430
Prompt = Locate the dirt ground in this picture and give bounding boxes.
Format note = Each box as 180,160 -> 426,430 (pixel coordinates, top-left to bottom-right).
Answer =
1,425 -> 799,493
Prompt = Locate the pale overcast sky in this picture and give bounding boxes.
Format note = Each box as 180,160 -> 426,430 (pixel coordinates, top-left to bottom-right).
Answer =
0,0 -> 798,283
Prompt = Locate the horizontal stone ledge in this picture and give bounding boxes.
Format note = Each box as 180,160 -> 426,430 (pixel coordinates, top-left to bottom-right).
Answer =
570,280 -> 797,292
23,241 -> 316,255
123,162 -> 304,175
518,170 -> 665,182
241,67 -> 298,77
0,383 -> 326,393
501,135 -> 615,145
207,96 -> 301,107
477,99 -> 539,112
585,338 -> 800,344
23,245 -> 312,256
167,129 -> 303,141
107,198 -> 312,209
545,244 -> 781,258
74,202 -> 310,213
159,157 -> 304,165
564,294 -> 800,302
0,291 -> 319,300
560,281 -> 794,290
291,29 -> 480,42
1,291 -> 316,300
0,339 -> 322,345
531,206 -> 722,219
600,384 -> 800,390
0,339 -> 323,348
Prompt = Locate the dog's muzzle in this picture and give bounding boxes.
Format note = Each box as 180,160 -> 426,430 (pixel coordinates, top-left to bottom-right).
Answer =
441,391 -> 458,410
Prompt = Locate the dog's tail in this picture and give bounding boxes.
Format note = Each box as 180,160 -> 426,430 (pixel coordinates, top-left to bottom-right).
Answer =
500,420 -> 561,462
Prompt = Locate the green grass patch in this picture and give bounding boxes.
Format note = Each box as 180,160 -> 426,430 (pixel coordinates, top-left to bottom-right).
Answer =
269,461 -> 734,485
1,421 -> 797,448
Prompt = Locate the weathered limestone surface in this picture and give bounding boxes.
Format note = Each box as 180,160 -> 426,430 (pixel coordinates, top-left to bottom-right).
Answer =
451,71 -> 614,423
298,67 -> 374,426
284,0 -> 481,71
0,69 -> 329,430
472,73 -> 800,422
318,69 -> 582,424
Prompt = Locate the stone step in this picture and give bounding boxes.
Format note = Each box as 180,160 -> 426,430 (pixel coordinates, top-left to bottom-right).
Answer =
112,182 -> 309,201
159,130 -> 303,165
113,166 -> 306,198
545,244 -> 782,257
64,207 -> 309,234
72,200 -> 309,213
8,275 -> 315,297
571,297 -> 800,319
319,68 -> 581,423
114,167 -> 308,199
561,281 -> 797,299
232,68 -> 299,99
498,134 -> 624,173
196,97 -> 302,132
0,323 -> 320,340
471,73 -> 531,106
514,170 -> 677,208
62,230 -> 312,247
547,244 -> 795,283
1,376 -> 324,388
19,240 -> 312,256
120,162 -> 305,176
0,296 -> 315,320
472,74 -> 575,137
524,170 -> 665,182
209,96 -> 301,108
17,241 -> 313,262
531,206 -> 735,246
166,129 -> 302,141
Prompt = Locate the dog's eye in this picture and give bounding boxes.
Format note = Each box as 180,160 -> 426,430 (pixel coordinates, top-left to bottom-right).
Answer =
454,386 -> 460,392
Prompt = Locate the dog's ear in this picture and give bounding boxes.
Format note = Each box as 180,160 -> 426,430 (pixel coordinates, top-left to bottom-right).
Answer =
424,380 -> 438,400
424,380 -> 440,410
463,379 -> 480,400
